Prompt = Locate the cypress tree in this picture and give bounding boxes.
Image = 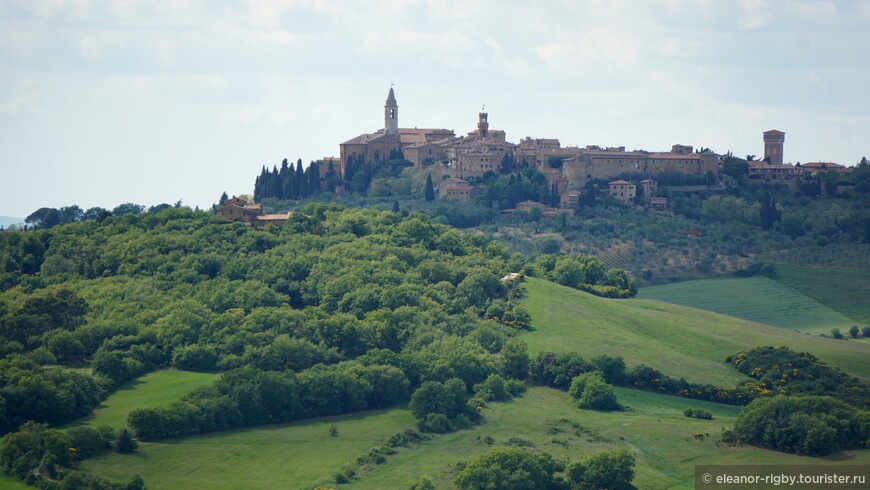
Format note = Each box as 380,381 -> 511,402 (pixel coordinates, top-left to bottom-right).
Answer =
295,159 -> 304,199
425,174 -> 435,201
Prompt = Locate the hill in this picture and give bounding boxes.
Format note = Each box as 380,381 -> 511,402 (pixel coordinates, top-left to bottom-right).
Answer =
523,277 -> 870,384
0,216 -> 23,228
636,275 -> 857,335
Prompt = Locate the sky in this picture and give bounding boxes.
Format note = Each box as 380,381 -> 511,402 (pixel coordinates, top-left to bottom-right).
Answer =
2,0 -> 869,219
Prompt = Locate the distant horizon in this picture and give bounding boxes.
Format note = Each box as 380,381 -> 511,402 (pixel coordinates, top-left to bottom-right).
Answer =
4,1 -> 869,217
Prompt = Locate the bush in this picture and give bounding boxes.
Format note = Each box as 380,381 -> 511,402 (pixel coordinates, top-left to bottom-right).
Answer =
473,374 -> 525,402
114,427 -> 138,454
66,426 -> 112,459
567,449 -> 636,490
454,446 -> 559,490
683,408 -> 713,420
569,371 -> 620,411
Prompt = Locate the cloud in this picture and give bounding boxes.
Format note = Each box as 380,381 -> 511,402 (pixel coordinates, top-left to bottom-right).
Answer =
484,36 -> 501,55
785,0 -> 836,17
361,30 -> 474,54
0,78 -> 40,114
737,0 -> 772,30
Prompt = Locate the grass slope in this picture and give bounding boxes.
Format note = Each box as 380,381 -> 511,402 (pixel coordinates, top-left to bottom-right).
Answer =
636,276 -> 856,335
0,474 -> 33,489
82,408 -> 414,490
773,263 -> 870,325
67,369 -> 220,430
523,277 -> 870,384
350,387 -> 869,490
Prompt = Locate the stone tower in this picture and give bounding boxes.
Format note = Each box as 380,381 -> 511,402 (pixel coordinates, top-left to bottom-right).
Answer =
763,129 -> 785,165
385,87 -> 398,136
478,111 -> 489,139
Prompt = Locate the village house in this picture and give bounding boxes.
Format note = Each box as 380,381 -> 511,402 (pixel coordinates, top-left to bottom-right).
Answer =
608,180 -> 636,203
219,197 -> 292,227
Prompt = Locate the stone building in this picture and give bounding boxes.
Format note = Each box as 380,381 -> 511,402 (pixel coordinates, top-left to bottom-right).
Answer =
763,130 -> 785,165
339,87 -> 455,178
608,180 -> 636,203
219,196 -> 291,227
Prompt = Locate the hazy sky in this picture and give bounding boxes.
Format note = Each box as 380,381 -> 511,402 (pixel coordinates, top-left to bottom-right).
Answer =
2,0 -> 869,218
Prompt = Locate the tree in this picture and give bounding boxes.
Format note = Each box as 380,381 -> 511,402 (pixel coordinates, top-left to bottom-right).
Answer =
219,191 -> 229,206
722,152 -> 749,179
454,446 -> 559,490
849,326 -> 860,338
567,449 -> 636,490
425,174 -> 435,201
114,428 -> 138,454
25,207 -> 61,229
569,371 -> 620,411
733,395 -> 869,455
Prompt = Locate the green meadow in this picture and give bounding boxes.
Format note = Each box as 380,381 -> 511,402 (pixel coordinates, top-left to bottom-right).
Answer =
523,277 -> 870,383
772,263 -> 870,325
637,275 -> 856,335
82,408 -> 415,490
67,369 -> 220,430
351,387 -> 869,490
81,386 -> 870,490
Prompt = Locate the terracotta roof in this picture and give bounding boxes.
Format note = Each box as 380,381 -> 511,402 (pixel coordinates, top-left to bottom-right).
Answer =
802,161 -> 844,168
609,180 -> 632,185
258,213 -> 292,220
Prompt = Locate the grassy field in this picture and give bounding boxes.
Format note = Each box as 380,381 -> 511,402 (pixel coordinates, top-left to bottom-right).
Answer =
82,408 -> 415,490
773,263 -> 870,325
67,369 -> 220,430
523,277 -> 870,384
349,387 -> 869,489
0,474 -> 33,489
79,385 -> 870,490
637,276 -> 857,335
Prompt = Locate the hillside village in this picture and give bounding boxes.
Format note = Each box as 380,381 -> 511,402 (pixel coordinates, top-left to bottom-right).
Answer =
332,87 -> 853,209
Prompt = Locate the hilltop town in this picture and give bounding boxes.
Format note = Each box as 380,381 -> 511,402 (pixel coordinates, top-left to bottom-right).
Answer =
330,87 -> 852,207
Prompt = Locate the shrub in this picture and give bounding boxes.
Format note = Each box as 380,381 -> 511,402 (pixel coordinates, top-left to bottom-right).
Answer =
114,427 -> 138,454
569,371 -> 620,411
454,446 -> 559,490
566,449 -> 636,490
683,408 -> 713,420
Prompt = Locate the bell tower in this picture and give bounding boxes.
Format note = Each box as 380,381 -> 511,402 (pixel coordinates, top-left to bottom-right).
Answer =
478,109 -> 488,139
385,87 -> 398,136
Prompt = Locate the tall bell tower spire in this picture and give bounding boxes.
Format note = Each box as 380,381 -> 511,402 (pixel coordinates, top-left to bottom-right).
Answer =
385,85 -> 398,136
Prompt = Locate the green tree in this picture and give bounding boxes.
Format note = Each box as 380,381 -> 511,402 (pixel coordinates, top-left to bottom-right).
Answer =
567,449 -> 636,490
569,371 -> 620,411
114,427 -> 138,454
425,173 -> 436,201
454,446 -> 559,490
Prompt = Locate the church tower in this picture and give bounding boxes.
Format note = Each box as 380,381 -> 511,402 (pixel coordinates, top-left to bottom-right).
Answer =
385,87 -> 398,136
478,111 -> 489,139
